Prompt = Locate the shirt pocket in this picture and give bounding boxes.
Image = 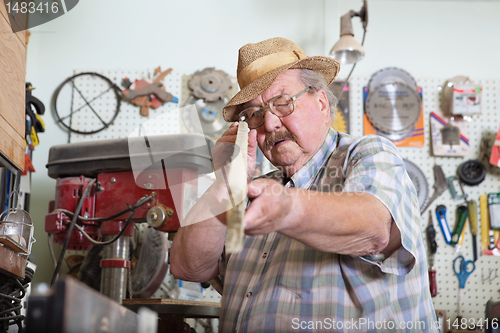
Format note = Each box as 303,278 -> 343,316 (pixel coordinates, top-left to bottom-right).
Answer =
275,246 -> 339,298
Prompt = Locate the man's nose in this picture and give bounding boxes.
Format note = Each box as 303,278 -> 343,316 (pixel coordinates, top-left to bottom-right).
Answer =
263,109 -> 282,132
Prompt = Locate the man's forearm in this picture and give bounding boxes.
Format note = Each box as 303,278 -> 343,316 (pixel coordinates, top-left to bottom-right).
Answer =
170,219 -> 226,282
170,183 -> 228,282
278,190 -> 395,256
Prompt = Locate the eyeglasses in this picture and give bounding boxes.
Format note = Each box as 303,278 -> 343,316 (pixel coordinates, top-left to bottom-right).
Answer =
239,86 -> 313,129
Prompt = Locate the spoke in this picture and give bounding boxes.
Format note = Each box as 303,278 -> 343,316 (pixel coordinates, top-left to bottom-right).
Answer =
58,83 -> 115,123
71,85 -> 114,114
70,79 -> 108,126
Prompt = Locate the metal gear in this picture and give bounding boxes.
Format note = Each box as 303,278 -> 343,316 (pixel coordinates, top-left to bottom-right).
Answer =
188,67 -> 232,102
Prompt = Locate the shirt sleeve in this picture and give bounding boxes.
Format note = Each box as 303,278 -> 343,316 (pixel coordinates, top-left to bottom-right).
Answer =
340,135 -> 422,276
219,249 -> 227,283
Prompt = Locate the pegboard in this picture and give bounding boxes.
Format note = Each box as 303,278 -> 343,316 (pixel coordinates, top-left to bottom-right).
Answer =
350,75 -> 500,325
58,70 -> 500,326
65,68 -> 182,143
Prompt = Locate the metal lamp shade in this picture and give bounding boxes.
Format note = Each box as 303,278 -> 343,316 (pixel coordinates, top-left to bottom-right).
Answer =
329,35 -> 365,65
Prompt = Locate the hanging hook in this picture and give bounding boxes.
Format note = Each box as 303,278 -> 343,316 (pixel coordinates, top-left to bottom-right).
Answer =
8,190 -> 19,210
482,268 -> 499,284
492,269 -> 499,283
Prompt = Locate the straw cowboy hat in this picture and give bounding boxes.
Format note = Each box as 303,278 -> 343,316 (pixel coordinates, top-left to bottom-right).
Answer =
222,37 -> 341,122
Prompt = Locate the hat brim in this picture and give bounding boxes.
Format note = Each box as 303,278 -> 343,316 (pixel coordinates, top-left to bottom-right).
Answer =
223,56 -> 340,122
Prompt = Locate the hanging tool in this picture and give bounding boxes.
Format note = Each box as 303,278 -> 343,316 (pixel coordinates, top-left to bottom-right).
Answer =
480,194 -> 491,252
451,205 -> 468,246
468,199 -> 478,261
436,204 -> 469,250
488,193 -> 500,230
488,230 -> 496,250
403,159 -> 429,212
436,205 -> 452,244
426,210 -> 438,297
365,68 -> 421,141
453,255 -> 475,323
25,83 -> 46,146
454,215 -> 467,253
447,176 -> 464,201
456,180 -> 475,254
420,165 -> 448,214
458,159 -> 486,186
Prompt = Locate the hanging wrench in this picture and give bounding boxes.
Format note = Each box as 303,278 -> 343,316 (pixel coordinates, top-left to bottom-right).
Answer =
420,165 -> 449,214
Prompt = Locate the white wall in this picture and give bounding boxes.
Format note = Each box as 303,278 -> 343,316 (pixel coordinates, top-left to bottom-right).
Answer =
26,0 -> 500,284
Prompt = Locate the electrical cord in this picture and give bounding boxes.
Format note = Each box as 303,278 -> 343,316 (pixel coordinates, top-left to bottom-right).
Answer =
52,194 -> 153,222
0,267 -> 33,333
75,208 -> 135,246
68,195 -> 153,246
50,179 -> 96,287
49,188 -> 153,285
47,234 -> 57,268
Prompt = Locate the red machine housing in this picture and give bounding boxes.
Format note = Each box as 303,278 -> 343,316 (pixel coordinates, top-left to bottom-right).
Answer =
44,134 -> 214,250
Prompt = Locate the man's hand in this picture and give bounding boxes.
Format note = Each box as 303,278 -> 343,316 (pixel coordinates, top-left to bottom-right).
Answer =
243,178 -> 294,235
211,122 -> 258,183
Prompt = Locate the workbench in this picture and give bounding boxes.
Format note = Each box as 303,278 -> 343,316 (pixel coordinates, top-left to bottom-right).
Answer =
123,298 -> 220,333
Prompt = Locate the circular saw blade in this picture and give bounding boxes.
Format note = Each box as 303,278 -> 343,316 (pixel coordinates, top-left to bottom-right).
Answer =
367,67 -> 418,92
365,81 -> 421,141
182,95 -> 229,139
188,67 -> 232,102
131,228 -> 169,298
403,159 -> 429,212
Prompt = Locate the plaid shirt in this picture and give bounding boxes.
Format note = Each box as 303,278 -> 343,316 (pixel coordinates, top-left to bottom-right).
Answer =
218,128 -> 437,332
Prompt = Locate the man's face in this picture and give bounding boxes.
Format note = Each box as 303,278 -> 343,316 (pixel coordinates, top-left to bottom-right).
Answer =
246,70 -> 331,176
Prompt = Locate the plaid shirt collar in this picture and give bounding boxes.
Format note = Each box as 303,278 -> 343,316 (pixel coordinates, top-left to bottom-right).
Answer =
289,128 -> 338,189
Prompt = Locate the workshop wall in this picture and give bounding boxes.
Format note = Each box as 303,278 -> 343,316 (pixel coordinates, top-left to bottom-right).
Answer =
25,0 -> 500,324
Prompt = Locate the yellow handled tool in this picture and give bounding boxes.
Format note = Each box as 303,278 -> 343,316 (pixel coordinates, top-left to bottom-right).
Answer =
455,218 -> 468,253
480,194 -> 492,251
468,199 -> 478,261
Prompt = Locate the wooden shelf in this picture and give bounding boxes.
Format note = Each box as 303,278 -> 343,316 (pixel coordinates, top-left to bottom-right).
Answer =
0,1 -> 26,171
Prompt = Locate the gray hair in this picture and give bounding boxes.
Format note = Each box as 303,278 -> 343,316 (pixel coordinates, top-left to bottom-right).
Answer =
297,69 -> 338,121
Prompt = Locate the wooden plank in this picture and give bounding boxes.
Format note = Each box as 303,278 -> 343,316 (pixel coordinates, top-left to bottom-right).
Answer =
122,298 -> 221,307
0,114 -> 24,148
225,121 -> 249,253
0,244 -> 26,279
0,7 -> 26,169
0,117 -> 24,170
0,1 -> 27,46
0,235 -> 29,254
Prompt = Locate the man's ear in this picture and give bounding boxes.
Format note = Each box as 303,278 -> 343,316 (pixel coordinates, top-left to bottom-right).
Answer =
317,89 -> 331,123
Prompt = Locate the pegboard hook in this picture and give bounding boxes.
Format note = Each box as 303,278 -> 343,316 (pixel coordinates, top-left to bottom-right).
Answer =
482,268 -> 499,284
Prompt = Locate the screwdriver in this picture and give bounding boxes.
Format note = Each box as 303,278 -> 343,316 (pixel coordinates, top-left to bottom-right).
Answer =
426,210 -> 438,297
480,194 -> 491,252
468,199 -> 478,261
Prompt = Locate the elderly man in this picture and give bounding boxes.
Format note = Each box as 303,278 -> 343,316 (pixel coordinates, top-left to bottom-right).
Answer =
171,37 -> 437,332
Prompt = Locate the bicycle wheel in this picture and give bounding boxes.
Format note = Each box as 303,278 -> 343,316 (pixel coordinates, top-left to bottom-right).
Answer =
53,72 -> 122,135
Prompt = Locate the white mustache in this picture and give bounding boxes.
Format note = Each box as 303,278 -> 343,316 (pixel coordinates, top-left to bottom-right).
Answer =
265,130 -> 297,150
